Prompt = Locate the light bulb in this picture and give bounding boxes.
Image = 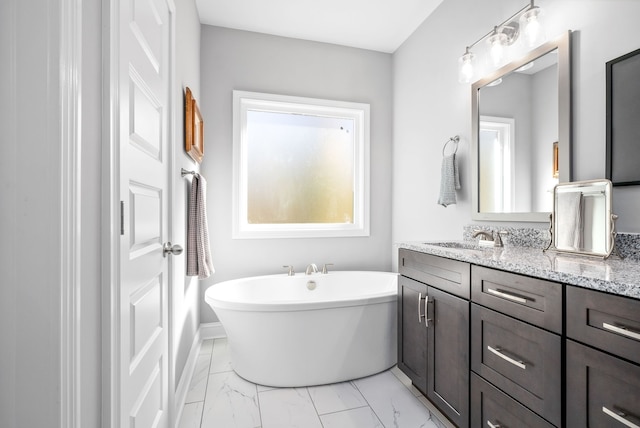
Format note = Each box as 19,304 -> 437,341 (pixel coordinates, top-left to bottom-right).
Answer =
458,50 -> 476,83
521,7 -> 546,47
488,31 -> 508,67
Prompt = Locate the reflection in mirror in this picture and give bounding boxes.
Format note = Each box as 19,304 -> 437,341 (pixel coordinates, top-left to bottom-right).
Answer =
548,180 -> 616,258
472,31 -> 571,222
479,116 -> 514,212
479,51 -> 558,213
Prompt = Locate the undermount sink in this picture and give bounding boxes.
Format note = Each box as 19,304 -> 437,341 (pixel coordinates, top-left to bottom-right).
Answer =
424,241 -> 491,251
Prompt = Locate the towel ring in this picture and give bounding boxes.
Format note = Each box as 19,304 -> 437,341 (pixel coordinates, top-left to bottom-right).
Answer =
442,136 -> 460,156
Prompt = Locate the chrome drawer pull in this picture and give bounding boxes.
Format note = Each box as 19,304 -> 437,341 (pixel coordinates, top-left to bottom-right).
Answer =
602,322 -> 640,341
425,296 -> 433,328
602,406 -> 640,428
486,288 -> 528,304
418,292 -> 426,323
487,421 -> 501,428
487,345 -> 526,369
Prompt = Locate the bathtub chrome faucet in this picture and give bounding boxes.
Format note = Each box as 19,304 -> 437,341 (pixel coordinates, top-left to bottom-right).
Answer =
305,263 -> 319,275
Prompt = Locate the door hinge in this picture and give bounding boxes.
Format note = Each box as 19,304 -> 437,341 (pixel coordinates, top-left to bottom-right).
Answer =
120,201 -> 124,235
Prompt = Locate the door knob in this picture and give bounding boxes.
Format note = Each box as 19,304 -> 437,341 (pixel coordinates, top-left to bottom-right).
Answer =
163,242 -> 183,257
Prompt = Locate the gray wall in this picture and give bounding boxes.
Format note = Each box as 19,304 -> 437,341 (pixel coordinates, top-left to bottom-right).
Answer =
392,0 -> 640,261
0,0 -> 77,425
531,65 -> 559,211
173,0 -> 202,392
199,26 -> 393,323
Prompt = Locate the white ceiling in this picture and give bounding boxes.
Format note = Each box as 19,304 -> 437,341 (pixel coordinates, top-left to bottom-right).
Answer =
195,0 -> 444,53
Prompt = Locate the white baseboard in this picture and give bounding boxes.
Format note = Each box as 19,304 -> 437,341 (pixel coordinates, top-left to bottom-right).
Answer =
174,322 -> 226,428
199,322 -> 226,340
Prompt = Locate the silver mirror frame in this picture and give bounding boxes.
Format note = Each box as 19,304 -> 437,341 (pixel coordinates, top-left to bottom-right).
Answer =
471,31 -> 572,222
544,179 -> 618,259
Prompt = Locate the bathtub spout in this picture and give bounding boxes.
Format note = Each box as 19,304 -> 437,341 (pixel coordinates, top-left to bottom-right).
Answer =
305,263 -> 319,275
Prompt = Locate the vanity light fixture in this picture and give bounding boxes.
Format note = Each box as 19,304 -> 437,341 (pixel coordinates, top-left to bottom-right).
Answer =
458,0 -> 546,83
458,47 -> 476,83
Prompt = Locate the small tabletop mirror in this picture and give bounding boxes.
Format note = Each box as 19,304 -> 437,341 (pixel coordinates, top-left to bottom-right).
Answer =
546,179 -> 617,258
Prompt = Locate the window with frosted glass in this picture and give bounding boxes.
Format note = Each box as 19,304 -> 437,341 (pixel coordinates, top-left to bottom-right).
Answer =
233,92 -> 370,238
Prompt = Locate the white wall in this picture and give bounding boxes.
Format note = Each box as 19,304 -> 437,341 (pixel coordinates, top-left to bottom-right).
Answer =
199,26 -> 393,323
393,0 -> 640,261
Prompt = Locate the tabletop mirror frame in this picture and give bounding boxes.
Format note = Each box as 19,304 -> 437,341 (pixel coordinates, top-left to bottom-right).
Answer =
471,31 -> 572,222
545,179 -> 617,259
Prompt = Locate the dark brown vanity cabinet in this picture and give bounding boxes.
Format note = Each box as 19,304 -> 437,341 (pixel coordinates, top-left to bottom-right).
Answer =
397,275 -> 428,395
470,266 -> 562,427
399,248 -> 640,428
566,286 -> 640,427
398,250 -> 470,428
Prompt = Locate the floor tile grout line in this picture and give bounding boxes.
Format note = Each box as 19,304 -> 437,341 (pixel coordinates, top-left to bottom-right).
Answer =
255,381 -> 264,428
304,386 -> 327,428
350,380 -> 387,428
315,403 -> 372,417
197,339 -> 216,428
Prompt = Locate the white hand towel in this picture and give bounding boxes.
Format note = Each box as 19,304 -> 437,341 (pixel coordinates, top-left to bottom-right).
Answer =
437,154 -> 461,207
187,174 -> 215,279
556,192 -> 584,250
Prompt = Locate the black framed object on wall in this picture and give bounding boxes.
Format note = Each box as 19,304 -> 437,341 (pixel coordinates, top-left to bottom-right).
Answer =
606,47 -> 640,186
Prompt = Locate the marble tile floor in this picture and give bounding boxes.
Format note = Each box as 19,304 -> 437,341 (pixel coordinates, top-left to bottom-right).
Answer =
179,338 -> 453,428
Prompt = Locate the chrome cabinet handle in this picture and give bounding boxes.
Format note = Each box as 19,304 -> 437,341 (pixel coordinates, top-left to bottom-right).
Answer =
603,322 -> 640,341
487,288 -> 528,304
602,406 -> 640,428
162,242 -> 183,257
487,345 -> 526,369
487,421 -> 501,428
425,296 -> 433,328
418,292 -> 426,323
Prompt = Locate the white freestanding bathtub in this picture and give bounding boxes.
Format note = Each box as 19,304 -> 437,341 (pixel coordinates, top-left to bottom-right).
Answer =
204,271 -> 398,387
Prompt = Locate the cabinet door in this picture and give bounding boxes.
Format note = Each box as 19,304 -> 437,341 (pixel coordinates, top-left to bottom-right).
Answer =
567,340 -> 640,428
398,276 -> 428,395
428,286 -> 470,428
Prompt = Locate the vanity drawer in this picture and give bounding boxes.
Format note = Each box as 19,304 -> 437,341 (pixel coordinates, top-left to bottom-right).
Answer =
566,285 -> 640,365
399,249 -> 470,299
471,265 -> 562,333
471,304 -> 561,427
471,373 -> 555,428
566,340 -> 640,428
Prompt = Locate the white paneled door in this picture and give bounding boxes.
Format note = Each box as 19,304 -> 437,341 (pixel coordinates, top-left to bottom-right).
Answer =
118,0 -> 174,427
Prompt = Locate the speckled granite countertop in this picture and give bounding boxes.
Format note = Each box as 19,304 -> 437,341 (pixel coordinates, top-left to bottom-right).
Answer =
398,241 -> 640,300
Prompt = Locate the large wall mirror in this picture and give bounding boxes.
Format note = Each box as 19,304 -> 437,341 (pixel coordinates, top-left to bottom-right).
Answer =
471,31 -> 572,222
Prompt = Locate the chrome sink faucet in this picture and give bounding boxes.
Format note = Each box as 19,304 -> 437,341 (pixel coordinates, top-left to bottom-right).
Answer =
473,230 -> 494,242
305,263 -> 319,275
473,230 -> 508,247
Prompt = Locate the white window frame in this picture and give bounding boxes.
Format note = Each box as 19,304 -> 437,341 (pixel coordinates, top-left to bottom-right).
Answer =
232,90 -> 370,239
